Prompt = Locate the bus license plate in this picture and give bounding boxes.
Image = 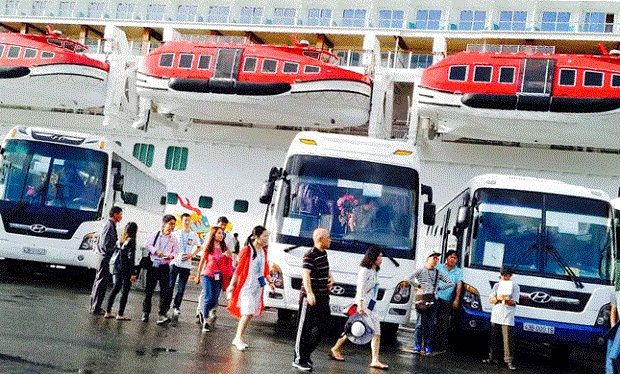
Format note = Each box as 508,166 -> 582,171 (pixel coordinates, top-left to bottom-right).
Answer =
523,322 -> 555,335
23,247 -> 46,255
330,304 -> 344,315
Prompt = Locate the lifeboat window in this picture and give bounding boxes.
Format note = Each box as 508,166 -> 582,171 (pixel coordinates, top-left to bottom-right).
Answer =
283,62 -> 299,74
178,54 -> 194,69
0,44 -> 4,57
7,46 -> 20,59
159,53 -> 174,68
48,39 -> 62,47
499,67 -> 515,84
243,57 -> 257,72
165,146 -> 188,171
262,59 -> 278,73
612,74 -> 620,87
197,55 -> 211,70
199,196 -> 213,209
303,51 -> 320,60
583,71 -> 603,87
24,48 -> 37,59
559,69 -> 576,86
41,51 -> 54,59
304,65 -> 320,74
64,42 -> 75,52
473,66 -> 492,82
448,65 -> 467,81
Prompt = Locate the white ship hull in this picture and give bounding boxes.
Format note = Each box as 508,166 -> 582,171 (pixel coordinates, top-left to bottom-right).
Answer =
0,64 -> 107,110
137,73 -> 371,128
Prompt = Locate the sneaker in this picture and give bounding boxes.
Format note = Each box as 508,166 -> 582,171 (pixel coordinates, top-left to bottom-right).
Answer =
202,321 -> 210,332
424,346 -> 432,356
156,314 -> 170,325
412,344 -> 422,354
197,312 -> 204,326
292,359 -> 312,371
482,358 -> 498,364
173,308 -> 181,316
507,362 -> 516,371
141,313 -> 149,322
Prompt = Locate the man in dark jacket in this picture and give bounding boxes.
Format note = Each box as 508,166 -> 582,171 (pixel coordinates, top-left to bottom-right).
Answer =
89,206 -> 123,314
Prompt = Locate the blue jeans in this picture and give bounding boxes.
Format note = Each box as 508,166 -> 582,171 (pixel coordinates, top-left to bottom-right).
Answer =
415,305 -> 437,349
607,325 -> 620,374
169,265 -> 191,310
201,275 -> 221,318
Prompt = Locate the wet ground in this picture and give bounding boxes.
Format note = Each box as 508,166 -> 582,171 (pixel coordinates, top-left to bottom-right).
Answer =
0,260 -> 605,373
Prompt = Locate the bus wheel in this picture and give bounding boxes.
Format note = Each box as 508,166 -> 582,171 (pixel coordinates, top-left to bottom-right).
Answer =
277,308 -> 294,322
380,323 -> 400,345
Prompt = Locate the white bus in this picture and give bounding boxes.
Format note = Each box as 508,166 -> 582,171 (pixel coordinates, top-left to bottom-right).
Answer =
0,126 -> 166,271
425,174 -> 615,349
260,131 -> 435,336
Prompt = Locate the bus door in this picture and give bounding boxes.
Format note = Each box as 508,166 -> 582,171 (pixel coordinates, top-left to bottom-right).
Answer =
517,58 -> 555,111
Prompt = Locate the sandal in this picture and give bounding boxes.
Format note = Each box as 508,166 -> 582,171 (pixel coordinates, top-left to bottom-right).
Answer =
116,315 -> 131,321
370,362 -> 389,370
329,348 -> 345,361
103,313 -> 116,319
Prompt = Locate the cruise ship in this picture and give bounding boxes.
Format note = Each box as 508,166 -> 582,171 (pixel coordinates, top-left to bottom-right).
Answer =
0,0 -> 619,235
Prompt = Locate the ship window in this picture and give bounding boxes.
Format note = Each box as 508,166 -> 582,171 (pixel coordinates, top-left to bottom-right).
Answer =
178,54 -> 194,69
283,62 -> 299,74
133,143 -> 154,167
303,51 -> 320,60
0,44 -> 4,57
262,59 -> 277,73
448,65 -> 467,81
48,39 -> 62,47
234,199 -> 249,213
41,51 -> 54,59
24,48 -> 37,59
304,65 -> 320,74
612,74 -> 620,87
559,69 -> 576,86
7,46 -> 20,59
197,55 -> 211,70
159,53 -> 174,68
166,192 -> 178,205
199,196 -> 213,209
499,66 -> 515,83
583,71 -> 603,87
165,146 -> 188,171
243,57 -> 257,72
473,66 -> 492,82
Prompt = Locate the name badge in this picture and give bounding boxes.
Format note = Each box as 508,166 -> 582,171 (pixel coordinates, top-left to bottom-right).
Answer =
213,271 -> 221,281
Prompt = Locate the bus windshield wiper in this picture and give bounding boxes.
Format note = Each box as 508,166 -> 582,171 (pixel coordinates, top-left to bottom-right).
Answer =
284,244 -> 303,253
340,239 -> 400,267
544,244 -> 584,289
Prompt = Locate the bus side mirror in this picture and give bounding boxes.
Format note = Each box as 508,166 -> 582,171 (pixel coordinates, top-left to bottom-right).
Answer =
423,201 -> 436,226
113,173 -> 124,191
259,166 -> 281,204
456,206 -> 471,229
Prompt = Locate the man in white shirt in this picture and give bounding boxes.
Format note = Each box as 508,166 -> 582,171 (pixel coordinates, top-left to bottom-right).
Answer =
169,213 -> 202,317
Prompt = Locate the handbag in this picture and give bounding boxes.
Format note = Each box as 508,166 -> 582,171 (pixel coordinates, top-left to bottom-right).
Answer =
414,269 -> 438,312
139,231 -> 159,270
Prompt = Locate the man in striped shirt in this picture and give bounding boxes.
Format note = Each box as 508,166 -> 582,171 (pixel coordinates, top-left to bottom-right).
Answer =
293,227 -> 335,371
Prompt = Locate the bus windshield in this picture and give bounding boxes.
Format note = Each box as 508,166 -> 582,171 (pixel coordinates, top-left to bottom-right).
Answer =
274,155 -> 419,258
469,188 -> 613,284
0,139 -> 107,212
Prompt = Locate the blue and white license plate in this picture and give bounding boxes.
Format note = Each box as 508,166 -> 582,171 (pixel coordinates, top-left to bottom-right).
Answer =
23,247 -> 46,255
330,304 -> 345,315
523,322 -> 555,335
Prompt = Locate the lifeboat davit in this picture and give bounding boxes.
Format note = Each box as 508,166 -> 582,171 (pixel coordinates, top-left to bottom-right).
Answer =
416,44 -> 620,149
0,28 -> 109,110
136,36 -> 372,128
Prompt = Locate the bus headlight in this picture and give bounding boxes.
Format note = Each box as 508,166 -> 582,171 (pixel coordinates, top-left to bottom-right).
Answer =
79,232 -> 99,251
390,281 -> 411,304
596,303 -> 612,327
269,262 -> 284,289
463,283 -> 482,311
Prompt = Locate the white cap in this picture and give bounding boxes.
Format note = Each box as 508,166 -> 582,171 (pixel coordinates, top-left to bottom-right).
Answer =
426,250 -> 441,259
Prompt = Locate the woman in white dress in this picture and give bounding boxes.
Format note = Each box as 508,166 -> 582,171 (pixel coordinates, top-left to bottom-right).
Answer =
226,225 -> 275,350
330,246 -> 388,370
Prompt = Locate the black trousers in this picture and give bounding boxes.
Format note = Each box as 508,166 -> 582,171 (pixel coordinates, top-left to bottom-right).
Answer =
142,264 -> 171,316
294,295 -> 330,364
89,258 -> 111,313
106,271 -> 132,315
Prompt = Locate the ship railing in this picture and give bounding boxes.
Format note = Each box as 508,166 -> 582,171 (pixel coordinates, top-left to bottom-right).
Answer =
466,44 -> 555,54
171,34 -> 248,44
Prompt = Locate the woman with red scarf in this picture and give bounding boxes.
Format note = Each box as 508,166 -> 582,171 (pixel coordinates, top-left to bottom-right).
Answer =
226,225 -> 274,350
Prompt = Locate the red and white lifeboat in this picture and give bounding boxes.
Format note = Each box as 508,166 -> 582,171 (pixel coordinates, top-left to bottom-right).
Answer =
416,44 -> 620,149
0,28 -> 109,110
137,36 -> 372,128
